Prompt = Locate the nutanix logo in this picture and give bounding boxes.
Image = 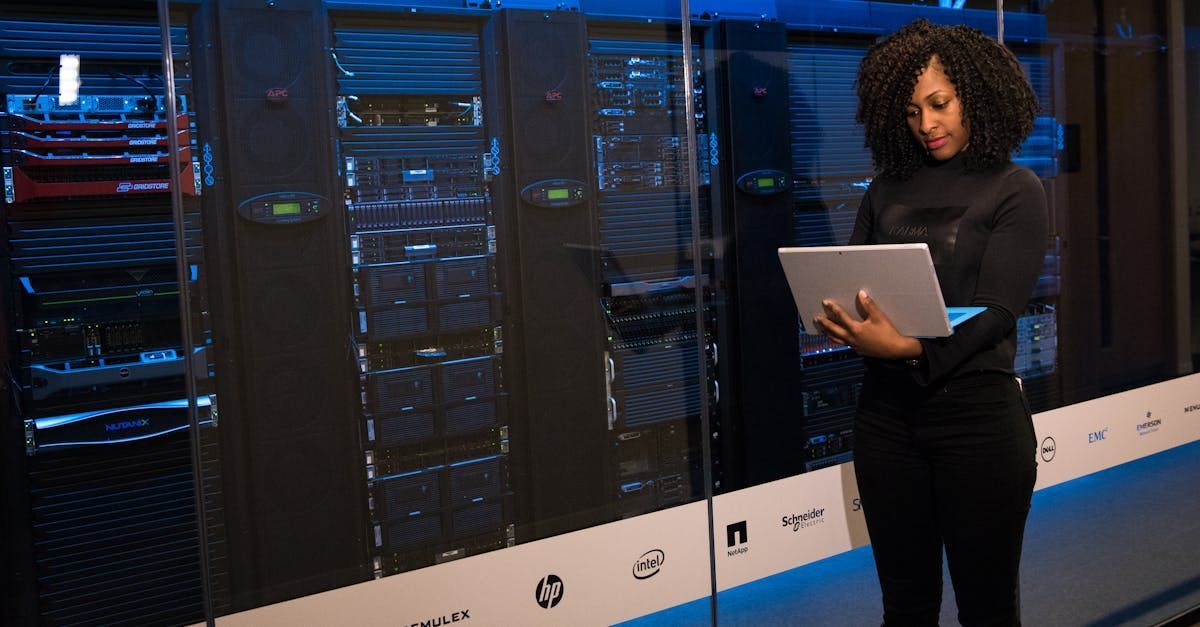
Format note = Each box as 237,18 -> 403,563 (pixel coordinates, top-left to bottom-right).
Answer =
726,521 -> 748,556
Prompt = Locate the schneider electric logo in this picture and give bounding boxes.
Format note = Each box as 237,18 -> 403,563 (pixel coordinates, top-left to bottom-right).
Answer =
726,521 -> 748,556
1040,436 -> 1056,462
1088,427 -> 1109,444
407,610 -> 469,627
534,574 -> 564,609
782,507 -> 826,532
1136,412 -> 1161,436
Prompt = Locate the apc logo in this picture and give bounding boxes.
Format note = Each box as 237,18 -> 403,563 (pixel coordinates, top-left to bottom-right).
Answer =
726,521 -> 749,556
632,549 -> 665,580
1040,436 -> 1056,462
1088,428 -> 1109,444
534,574 -> 564,609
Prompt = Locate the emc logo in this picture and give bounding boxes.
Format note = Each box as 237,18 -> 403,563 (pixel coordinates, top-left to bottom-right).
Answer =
1088,428 -> 1109,444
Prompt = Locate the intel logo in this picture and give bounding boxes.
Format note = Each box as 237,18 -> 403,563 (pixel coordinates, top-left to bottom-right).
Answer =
633,549 -> 664,580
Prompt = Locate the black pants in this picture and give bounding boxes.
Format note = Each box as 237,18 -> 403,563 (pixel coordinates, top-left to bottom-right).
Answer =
854,371 -> 1037,627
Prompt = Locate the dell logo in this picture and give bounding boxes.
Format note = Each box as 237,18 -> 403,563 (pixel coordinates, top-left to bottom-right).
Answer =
633,549 -> 664,580
534,574 -> 564,609
1040,436 -> 1056,462
1088,428 -> 1109,444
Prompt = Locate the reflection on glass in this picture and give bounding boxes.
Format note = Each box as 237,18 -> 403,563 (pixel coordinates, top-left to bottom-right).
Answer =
0,9 -> 215,626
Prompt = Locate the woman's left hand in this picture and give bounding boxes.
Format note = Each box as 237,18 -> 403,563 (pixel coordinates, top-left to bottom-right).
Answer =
812,290 -> 924,360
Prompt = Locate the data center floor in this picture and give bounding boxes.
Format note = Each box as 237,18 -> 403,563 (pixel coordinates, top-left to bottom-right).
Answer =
622,438 -> 1200,626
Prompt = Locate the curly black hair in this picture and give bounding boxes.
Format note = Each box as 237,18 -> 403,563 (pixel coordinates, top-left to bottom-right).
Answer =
856,19 -> 1039,179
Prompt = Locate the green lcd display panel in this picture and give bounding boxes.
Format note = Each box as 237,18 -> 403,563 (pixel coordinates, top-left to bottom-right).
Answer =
757,177 -> 776,188
272,202 -> 302,216
546,188 -> 569,200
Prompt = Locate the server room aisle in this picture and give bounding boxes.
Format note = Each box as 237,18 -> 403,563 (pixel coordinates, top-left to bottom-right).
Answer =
621,438 -> 1200,626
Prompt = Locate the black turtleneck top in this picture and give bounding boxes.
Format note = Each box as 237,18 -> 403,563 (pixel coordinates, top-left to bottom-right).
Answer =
849,153 -> 1049,386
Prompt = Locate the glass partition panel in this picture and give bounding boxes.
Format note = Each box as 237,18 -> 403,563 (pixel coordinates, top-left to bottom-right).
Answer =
695,0 -> 1197,624
0,3 -> 212,625
162,0 -> 718,623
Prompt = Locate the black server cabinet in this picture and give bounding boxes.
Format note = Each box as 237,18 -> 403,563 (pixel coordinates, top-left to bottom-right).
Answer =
706,20 -> 803,487
482,9 -> 610,539
193,0 -> 368,608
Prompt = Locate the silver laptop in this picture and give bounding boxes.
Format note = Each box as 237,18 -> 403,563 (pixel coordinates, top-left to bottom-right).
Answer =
778,243 -> 985,338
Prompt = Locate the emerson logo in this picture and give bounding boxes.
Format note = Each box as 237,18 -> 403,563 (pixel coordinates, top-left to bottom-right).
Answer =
726,521 -> 748,556
1137,412 -> 1161,436
406,611 -> 469,627
1040,436 -> 1056,462
782,507 -> 826,532
1088,427 -> 1109,444
633,549 -> 665,580
534,574 -> 564,609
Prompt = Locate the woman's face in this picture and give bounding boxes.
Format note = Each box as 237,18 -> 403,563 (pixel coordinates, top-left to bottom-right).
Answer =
906,55 -> 969,161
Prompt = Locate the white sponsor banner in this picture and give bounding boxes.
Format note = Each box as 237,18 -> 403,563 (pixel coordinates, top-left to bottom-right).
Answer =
711,463 -> 867,591
1032,372 -> 1200,489
208,374 -> 1200,624
211,501 -> 711,626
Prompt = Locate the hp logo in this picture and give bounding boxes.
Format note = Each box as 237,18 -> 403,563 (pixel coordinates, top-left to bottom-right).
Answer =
535,574 -> 564,609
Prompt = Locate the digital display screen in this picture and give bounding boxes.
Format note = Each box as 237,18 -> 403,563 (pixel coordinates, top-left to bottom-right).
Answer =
547,188 -> 570,200
757,178 -> 776,188
272,202 -> 301,216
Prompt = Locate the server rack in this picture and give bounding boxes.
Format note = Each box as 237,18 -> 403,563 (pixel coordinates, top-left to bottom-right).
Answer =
330,15 -> 514,577
0,8 -> 222,625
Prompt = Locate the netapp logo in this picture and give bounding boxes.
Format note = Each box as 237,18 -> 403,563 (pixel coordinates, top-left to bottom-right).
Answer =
1137,412 -> 1161,436
408,611 -> 469,627
1040,436 -> 1056,462
105,418 -> 150,432
633,549 -> 665,580
726,521 -> 748,556
1088,428 -> 1109,444
534,574 -> 564,609
782,507 -> 826,532
1185,404 -> 1200,414
116,181 -> 169,193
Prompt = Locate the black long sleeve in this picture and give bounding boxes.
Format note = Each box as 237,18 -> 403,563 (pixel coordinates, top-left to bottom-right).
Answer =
849,154 -> 1048,385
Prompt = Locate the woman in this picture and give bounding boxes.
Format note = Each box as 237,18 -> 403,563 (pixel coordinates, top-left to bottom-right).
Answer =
813,19 -> 1047,626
